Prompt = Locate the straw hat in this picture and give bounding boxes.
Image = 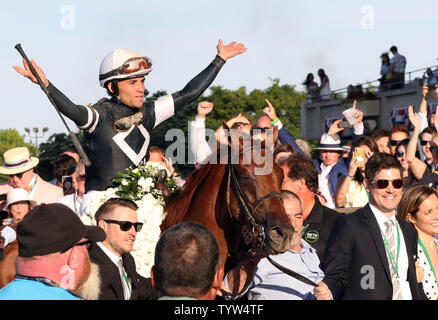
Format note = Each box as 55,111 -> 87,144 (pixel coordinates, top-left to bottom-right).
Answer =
0,147 -> 39,175
4,188 -> 37,211
315,133 -> 345,151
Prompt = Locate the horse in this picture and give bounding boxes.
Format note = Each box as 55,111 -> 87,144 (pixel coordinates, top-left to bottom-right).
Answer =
161,127 -> 293,273
0,225 -> 18,289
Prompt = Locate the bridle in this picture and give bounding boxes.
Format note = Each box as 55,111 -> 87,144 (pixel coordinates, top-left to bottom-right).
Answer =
225,145 -> 282,254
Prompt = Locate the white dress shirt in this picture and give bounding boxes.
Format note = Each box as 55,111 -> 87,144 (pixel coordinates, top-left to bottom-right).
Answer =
97,242 -> 131,300
318,163 -> 336,209
369,204 -> 412,300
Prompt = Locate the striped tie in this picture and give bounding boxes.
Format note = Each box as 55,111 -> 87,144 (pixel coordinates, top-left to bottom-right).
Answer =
384,220 -> 402,300
117,259 -> 131,300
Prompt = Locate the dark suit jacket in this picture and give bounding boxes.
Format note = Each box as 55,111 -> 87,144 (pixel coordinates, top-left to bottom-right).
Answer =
322,204 -> 427,300
88,242 -> 159,300
303,197 -> 341,264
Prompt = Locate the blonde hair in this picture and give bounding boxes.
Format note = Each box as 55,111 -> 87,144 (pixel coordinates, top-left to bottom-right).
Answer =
295,139 -> 312,158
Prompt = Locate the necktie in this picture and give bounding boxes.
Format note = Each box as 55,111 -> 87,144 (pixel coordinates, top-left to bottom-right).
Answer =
24,186 -> 31,192
117,259 -> 131,300
384,220 -> 402,300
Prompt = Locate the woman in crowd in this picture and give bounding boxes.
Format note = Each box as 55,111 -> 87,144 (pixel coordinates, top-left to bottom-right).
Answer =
397,185 -> 438,300
4,188 -> 36,223
317,69 -> 331,100
303,73 -> 319,102
396,106 -> 432,188
335,136 -> 378,208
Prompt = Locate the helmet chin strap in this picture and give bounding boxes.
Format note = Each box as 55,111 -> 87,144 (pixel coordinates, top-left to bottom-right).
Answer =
107,80 -> 120,100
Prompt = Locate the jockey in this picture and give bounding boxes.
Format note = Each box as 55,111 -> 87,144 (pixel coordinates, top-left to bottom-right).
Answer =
14,40 -> 247,193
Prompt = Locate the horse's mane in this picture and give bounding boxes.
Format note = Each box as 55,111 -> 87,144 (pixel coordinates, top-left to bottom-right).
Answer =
161,162 -> 215,232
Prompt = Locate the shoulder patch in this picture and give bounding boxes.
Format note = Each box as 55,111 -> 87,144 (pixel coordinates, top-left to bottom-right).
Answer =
304,230 -> 320,243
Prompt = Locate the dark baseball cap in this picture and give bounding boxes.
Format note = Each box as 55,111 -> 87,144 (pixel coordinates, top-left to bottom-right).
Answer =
17,203 -> 106,257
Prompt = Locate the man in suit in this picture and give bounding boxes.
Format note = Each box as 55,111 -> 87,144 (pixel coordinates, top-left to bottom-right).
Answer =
0,147 -> 63,209
316,152 -> 427,300
89,197 -> 159,300
280,153 -> 341,264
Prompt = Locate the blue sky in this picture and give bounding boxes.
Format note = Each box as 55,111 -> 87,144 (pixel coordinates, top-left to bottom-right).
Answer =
2,0 -> 438,143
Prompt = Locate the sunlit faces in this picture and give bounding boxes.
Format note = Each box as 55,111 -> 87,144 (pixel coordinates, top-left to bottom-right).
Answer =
366,168 -> 403,214
8,168 -> 34,189
319,149 -> 342,167
9,200 -> 31,223
395,144 -> 409,171
389,131 -> 409,155
420,132 -> 433,161
375,136 -> 390,154
407,194 -> 438,236
100,206 -> 139,256
283,197 -> 303,248
112,77 -> 145,108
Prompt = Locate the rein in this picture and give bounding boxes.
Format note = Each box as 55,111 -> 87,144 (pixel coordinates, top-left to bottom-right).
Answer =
226,145 -> 282,252
223,145 -> 318,295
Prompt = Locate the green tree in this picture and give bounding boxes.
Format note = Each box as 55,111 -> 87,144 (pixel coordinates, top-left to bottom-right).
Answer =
148,79 -> 307,177
37,132 -> 76,181
0,129 -> 36,182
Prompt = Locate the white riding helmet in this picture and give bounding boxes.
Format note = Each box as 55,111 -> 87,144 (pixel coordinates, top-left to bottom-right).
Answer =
99,48 -> 153,88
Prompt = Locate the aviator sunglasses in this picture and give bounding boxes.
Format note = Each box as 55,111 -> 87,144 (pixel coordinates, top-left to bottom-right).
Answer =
103,219 -> 143,232
371,179 -> 404,189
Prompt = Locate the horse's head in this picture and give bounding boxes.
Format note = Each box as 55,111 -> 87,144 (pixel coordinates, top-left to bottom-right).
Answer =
222,126 -> 293,256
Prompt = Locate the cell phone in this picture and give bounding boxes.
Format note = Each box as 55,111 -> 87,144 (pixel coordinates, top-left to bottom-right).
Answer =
353,147 -> 365,168
338,120 -> 351,128
62,175 -> 75,196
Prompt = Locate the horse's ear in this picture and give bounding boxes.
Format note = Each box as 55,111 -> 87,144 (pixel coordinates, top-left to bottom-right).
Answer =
223,121 -> 231,131
273,126 -> 279,145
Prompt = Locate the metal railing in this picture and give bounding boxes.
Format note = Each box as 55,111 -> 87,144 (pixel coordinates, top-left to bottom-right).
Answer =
327,64 -> 438,100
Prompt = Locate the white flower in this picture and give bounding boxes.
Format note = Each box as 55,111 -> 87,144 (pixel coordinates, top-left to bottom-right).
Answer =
80,159 -> 180,277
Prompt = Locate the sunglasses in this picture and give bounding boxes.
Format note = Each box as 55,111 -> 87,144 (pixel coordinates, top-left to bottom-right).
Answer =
60,239 -> 91,253
396,151 -> 404,158
389,138 -> 410,147
231,122 -> 251,129
371,179 -> 404,189
8,172 -> 24,179
420,140 -> 432,146
104,219 -> 143,232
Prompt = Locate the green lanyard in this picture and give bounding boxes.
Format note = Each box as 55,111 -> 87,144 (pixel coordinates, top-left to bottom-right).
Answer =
418,238 -> 438,283
380,223 -> 400,278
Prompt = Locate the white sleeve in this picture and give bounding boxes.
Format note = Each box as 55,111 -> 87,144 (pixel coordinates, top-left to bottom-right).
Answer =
189,117 -> 213,165
153,95 -> 175,128
1,226 -> 16,247
417,111 -> 429,133
353,121 -> 364,135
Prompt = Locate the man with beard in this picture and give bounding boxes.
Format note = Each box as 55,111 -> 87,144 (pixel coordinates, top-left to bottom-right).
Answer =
90,198 -> 159,300
0,203 -> 105,300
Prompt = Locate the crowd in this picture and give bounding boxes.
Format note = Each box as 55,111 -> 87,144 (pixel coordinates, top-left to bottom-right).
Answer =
0,38 -> 438,301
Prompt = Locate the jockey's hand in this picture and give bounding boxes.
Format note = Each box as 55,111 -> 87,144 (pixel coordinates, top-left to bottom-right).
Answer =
217,39 -> 247,61
13,58 -> 49,87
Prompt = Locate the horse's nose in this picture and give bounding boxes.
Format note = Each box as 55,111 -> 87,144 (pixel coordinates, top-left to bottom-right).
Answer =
268,225 -> 292,248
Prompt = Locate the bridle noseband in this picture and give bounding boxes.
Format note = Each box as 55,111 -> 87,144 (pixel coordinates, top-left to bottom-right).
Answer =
225,145 -> 282,253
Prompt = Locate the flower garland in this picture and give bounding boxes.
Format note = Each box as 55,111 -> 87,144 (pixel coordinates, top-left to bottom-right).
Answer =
81,160 -> 180,277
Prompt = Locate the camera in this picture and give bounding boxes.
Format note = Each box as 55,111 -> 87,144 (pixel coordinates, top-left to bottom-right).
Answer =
62,175 -> 75,196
